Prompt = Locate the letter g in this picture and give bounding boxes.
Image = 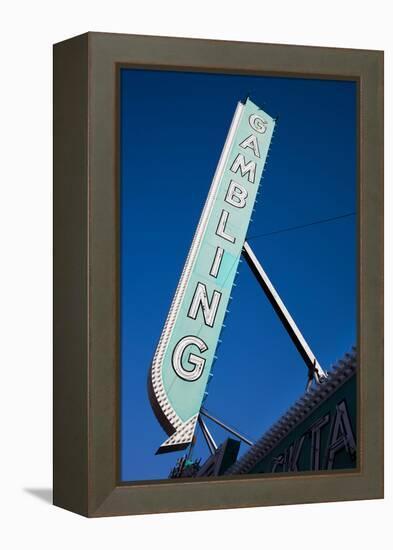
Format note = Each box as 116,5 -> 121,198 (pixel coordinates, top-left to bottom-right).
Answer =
172,336 -> 208,382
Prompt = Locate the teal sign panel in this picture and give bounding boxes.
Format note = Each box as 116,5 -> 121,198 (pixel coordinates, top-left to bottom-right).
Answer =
148,98 -> 275,453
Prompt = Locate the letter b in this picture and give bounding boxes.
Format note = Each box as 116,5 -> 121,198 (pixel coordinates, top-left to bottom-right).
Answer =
225,180 -> 248,208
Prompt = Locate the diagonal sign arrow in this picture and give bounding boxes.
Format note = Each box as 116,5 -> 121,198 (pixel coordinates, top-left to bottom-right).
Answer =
148,98 -> 275,454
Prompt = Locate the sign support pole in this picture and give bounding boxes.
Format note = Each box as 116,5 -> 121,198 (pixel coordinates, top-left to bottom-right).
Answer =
198,416 -> 218,455
200,407 -> 254,446
242,241 -> 328,389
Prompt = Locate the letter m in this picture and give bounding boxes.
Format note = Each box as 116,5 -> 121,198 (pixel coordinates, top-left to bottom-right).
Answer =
230,153 -> 256,183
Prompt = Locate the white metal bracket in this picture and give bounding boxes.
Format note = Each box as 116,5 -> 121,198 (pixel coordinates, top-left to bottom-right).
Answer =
242,241 -> 328,390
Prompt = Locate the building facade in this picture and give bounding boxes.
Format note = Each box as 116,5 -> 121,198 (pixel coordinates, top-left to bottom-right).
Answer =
226,348 -> 357,475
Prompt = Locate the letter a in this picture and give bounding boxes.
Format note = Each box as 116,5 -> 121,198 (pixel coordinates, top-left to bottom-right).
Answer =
240,134 -> 260,158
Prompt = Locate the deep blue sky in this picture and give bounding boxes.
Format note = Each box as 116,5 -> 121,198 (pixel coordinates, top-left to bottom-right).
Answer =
120,68 -> 356,482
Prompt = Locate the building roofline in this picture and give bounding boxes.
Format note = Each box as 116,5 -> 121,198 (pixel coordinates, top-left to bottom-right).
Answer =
226,348 -> 357,475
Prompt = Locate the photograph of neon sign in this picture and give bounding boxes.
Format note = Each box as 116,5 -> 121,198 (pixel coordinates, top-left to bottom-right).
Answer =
119,68 -> 357,481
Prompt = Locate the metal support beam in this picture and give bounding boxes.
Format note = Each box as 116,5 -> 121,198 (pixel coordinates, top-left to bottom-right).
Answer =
242,241 -> 328,386
200,407 -> 254,446
198,416 -> 218,455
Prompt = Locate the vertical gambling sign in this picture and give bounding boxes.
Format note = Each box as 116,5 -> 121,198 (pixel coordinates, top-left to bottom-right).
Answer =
148,98 -> 275,454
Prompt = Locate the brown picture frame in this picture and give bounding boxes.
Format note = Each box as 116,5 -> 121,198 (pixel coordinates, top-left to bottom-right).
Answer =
53,32 -> 383,517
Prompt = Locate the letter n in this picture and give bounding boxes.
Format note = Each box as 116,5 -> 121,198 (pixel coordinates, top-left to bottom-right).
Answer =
187,282 -> 222,327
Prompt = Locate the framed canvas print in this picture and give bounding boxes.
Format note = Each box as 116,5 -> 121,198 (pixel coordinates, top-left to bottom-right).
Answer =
53,32 -> 383,517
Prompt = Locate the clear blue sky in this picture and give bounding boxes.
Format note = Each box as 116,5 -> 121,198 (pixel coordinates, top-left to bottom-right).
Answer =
120,68 -> 356,482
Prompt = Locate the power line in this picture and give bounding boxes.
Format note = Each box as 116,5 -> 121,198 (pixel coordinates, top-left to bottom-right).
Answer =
247,212 -> 356,240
